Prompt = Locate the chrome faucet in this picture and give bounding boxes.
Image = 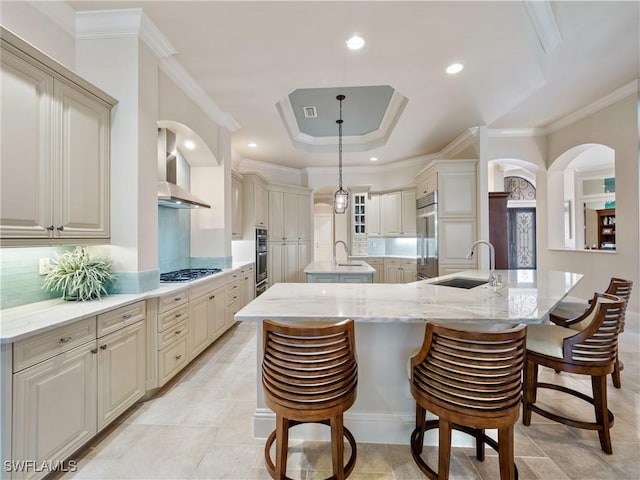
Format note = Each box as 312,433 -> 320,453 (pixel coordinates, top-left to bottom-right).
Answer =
466,240 -> 498,287
333,240 -> 350,265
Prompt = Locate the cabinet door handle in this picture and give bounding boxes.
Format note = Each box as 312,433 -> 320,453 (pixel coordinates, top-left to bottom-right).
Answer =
59,336 -> 72,344
174,330 -> 182,335
56,225 -> 64,231
209,295 -> 215,300
244,277 -> 248,280
46,225 -> 55,231
91,348 -> 98,354
175,313 -> 182,318
100,344 -> 107,350
122,314 -> 132,320
175,354 -> 183,360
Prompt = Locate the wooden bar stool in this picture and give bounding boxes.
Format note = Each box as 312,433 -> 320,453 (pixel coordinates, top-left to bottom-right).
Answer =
409,322 -> 527,480
523,293 -> 626,454
549,278 -> 632,388
261,319 -> 358,480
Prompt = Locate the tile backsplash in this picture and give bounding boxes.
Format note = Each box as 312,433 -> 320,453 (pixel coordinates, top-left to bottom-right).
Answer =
158,206 -> 191,272
0,246 -> 73,309
367,237 -> 417,256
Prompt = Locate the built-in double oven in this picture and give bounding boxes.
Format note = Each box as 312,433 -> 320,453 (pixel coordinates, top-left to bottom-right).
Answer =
255,228 -> 268,296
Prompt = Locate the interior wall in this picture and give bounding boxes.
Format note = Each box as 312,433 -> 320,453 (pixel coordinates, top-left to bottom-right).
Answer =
539,94 -> 639,314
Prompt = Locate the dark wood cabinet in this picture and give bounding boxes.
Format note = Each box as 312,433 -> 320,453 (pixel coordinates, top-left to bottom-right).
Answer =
489,192 -> 510,269
597,208 -> 616,250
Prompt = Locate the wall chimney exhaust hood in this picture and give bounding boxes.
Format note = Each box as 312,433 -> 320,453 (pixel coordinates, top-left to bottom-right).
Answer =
158,128 -> 211,209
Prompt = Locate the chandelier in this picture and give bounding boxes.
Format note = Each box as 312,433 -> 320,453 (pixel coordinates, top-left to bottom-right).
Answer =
333,94 -> 349,214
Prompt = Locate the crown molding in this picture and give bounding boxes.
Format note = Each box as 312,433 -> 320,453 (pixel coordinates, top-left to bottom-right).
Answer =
304,152 -> 438,176
522,0 -> 562,54
75,9 -> 240,132
488,128 -> 547,137
238,157 -> 303,177
440,127 -> 479,158
546,80 -> 639,134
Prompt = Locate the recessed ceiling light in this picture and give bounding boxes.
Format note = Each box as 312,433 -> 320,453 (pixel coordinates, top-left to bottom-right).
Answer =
346,35 -> 365,51
248,142 -> 257,148
446,63 -> 464,75
184,140 -> 195,150
370,157 -> 378,162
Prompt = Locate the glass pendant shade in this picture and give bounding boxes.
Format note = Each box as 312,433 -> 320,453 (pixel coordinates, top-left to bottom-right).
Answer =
334,188 -> 349,214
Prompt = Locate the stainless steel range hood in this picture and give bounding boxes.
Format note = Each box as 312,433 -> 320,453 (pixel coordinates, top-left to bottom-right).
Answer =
157,128 -> 211,209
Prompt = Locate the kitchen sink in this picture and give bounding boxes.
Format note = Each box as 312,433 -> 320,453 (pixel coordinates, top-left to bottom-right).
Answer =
431,277 -> 488,289
338,262 -> 363,267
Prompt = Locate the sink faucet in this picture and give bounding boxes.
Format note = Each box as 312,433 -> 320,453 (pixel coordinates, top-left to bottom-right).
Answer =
333,240 -> 350,265
466,240 -> 498,287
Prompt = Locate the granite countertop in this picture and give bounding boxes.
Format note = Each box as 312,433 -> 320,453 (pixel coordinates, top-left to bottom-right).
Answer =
0,261 -> 254,344
304,261 -> 376,274
235,269 -> 583,324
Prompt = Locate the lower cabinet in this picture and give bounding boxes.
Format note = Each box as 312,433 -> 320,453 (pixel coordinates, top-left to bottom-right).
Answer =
364,258 -> 384,283
269,242 -> 309,284
305,273 -> 373,283
383,258 -> 417,283
12,341 -> 97,480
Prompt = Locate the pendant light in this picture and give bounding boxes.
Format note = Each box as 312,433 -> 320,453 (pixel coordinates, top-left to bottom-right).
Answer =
333,94 -> 349,214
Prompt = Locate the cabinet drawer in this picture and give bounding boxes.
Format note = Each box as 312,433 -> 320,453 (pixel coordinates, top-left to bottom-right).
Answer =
13,317 -> 96,372
158,336 -> 189,386
157,319 -> 188,350
97,301 -> 145,337
158,305 -> 188,332
226,280 -> 241,306
159,290 -> 188,313
190,275 -> 226,300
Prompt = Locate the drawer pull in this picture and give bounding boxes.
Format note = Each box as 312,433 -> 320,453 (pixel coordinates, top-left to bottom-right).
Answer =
122,314 -> 132,320
175,313 -> 182,318
46,225 -> 55,231
59,336 -> 72,344
175,354 -> 183,360
56,225 -> 64,231
174,330 -> 182,335
233,295 -> 238,300
233,285 -> 238,289
174,297 -> 182,302
100,344 -> 107,350
244,277 -> 248,280
209,295 -> 215,300
91,348 -> 98,354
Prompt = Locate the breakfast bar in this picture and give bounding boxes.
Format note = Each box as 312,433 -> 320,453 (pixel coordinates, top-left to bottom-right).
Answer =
235,269 -> 583,444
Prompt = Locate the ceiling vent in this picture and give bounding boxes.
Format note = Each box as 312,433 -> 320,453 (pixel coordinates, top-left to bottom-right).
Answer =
303,106 -> 317,118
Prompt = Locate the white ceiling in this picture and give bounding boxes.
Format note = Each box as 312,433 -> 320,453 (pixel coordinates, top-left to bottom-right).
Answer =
67,1 -> 639,169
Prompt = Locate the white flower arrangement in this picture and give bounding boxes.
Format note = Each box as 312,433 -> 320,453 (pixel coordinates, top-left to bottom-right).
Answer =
42,246 -> 114,301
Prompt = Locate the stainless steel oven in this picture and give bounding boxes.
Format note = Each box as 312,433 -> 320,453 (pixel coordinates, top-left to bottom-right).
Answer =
256,228 -> 268,294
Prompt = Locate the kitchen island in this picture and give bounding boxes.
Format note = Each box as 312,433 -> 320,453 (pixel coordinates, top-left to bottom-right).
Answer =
304,260 -> 375,283
235,269 -> 583,444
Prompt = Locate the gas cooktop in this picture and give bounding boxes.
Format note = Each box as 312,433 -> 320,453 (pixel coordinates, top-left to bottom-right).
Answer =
160,268 -> 222,282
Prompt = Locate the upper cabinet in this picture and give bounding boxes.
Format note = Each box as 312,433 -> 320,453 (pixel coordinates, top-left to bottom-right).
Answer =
380,188 -> 416,236
231,173 -> 243,239
241,173 -> 268,237
0,29 -> 116,245
268,184 -> 312,243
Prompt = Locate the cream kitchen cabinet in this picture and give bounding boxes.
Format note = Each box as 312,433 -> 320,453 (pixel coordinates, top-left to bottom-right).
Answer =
268,185 -> 312,242
241,173 -> 268,237
380,188 -> 417,237
189,281 -> 226,360
365,257 -> 384,283
269,241 -> 309,285
241,264 -> 255,306
0,29 -> 116,244
367,194 -> 381,237
231,173 -> 243,240
416,159 -> 478,275
383,258 -> 417,283
12,341 -> 97,480
156,290 -> 190,386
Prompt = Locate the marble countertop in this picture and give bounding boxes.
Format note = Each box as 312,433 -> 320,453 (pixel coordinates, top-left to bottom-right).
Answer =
304,261 -> 375,274
0,261 -> 254,344
235,269 -> 583,325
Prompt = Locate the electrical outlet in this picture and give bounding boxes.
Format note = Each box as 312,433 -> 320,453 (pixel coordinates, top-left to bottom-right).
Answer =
39,257 -> 51,275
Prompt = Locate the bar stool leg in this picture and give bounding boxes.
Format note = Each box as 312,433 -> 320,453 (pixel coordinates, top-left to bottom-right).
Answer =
612,355 -> 622,388
474,428 -> 485,461
331,415 -> 345,480
415,404 -> 426,454
275,415 -> 289,479
498,425 -> 515,480
438,419 -> 452,480
592,375 -> 612,454
522,359 -> 538,426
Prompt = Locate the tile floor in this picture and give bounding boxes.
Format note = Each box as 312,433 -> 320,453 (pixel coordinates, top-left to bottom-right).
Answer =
57,319 -> 640,480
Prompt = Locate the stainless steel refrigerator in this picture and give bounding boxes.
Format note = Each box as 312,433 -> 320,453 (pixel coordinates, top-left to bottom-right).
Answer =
416,192 -> 438,279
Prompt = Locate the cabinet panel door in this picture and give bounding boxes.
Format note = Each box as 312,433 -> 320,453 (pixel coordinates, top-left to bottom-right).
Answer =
401,189 -> 417,235
402,267 -> 417,283
97,322 -> 145,431
255,182 -> 268,227
189,296 -> 210,358
381,191 -> 402,235
0,50 -> 54,239
296,194 -> 311,241
283,192 -> 298,241
13,342 -> 97,476
439,219 -> 477,264
55,82 -> 110,238
438,171 -> 476,218
231,176 -> 243,238
297,242 -> 310,282
210,286 -> 227,340
367,194 -> 381,237
284,243 -> 299,283
268,191 -> 284,241
269,243 -> 284,286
